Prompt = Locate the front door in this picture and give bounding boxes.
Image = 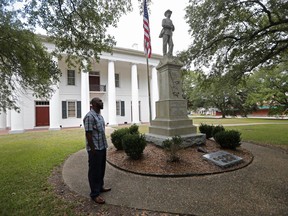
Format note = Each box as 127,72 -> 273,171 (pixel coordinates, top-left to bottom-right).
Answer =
35,101 -> 50,126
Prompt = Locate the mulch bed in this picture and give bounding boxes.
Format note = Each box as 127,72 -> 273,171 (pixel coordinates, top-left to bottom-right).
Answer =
107,139 -> 254,176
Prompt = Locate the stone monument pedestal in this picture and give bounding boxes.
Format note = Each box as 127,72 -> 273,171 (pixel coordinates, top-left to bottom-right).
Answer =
145,56 -> 205,147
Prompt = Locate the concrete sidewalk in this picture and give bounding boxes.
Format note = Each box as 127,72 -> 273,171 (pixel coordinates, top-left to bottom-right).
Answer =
62,136 -> 288,215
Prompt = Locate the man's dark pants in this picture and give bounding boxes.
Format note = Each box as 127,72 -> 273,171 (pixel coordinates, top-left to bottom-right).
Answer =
88,149 -> 106,199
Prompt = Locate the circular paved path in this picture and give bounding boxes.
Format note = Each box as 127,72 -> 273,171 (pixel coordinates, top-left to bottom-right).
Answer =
62,141 -> 288,215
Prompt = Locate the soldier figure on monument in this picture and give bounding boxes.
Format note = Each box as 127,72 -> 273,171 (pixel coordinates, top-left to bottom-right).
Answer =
147,9 -> 204,147
159,9 -> 174,56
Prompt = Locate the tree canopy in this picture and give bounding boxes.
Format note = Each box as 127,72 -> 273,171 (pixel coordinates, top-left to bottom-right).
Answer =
182,0 -> 288,78
0,0 -> 133,112
182,71 -> 259,117
247,62 -> 288,114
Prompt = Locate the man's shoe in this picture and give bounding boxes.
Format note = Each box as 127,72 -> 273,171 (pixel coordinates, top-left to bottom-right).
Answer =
92,196 -> 105,204
101,187 -> 111,193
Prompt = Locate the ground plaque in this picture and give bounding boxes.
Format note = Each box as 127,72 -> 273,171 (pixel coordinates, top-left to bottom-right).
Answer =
203,151 -> 243,168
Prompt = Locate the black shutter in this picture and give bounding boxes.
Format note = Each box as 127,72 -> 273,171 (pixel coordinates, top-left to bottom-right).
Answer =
62,101 -> 67,119
121,101 -> 125,116
77,101 -> 81,118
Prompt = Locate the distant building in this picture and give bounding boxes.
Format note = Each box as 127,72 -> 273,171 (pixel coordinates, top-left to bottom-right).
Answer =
249,106 -> 270,117
197,106 -> 277,117
197,108 -> 217,116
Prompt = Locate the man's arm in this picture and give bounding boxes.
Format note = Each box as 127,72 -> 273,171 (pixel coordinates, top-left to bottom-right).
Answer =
84,115 -> 96,153
162,18 -> 173,29
86,131 -> 96,153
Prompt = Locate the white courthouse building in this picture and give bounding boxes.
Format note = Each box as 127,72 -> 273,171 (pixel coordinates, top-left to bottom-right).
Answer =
0,38 -> 162,133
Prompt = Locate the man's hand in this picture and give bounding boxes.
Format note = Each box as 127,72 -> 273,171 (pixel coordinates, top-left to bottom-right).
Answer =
86,131 -> 95,153
90,148 -> 97,154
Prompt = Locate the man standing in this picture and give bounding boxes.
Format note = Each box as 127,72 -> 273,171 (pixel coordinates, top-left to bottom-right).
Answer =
159,9 -> 174,56
83,97 -> 111,204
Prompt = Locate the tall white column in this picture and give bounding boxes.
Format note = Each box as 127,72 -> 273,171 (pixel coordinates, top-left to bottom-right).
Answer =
0,112 -> 7,130
49,85 -> 60,130
107,60 -> 117,126
10,109 -> 24,133
81,67 -> 90,119
49,57 -> 60,130
9,75 -> 24,133
151,66 -> 159,120
131,63 -> 140,124
6,110 -> 11,128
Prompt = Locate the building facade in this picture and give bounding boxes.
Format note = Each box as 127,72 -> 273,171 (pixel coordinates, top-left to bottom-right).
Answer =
0,40 -> 162,133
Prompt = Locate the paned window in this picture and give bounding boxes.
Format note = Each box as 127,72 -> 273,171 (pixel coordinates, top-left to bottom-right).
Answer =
115,73 -> 120,87
67,101 -> 76,117
116,100 -> 125,116
62,101 -> 81,119
67,70 -> 75,85
35,101 -> 49,106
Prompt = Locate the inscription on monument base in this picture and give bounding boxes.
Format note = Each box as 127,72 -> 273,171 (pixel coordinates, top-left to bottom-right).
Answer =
170,101 -> 186,117
203,151 -> 243,168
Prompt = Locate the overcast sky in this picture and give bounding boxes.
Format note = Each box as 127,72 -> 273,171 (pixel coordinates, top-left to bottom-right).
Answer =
108,0 -> 191,56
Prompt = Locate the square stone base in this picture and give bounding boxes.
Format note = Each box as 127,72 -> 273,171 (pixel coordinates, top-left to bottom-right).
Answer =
149,121 -> 197,137
145,133 -> 206,148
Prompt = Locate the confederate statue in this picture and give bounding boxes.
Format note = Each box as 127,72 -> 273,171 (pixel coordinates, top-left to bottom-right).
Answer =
159,9 -> 174,56
146,9 -> 205,147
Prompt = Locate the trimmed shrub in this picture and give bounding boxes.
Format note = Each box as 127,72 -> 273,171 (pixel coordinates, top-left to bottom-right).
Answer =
199,123 -> 214,139
110,124 -> 140,150
110,128 -> 129,150
128,124 -> 139,134
214,130 -> 241,149
122,133 -> 147,160
212,125 -> 225,138
163,135 -> 183,162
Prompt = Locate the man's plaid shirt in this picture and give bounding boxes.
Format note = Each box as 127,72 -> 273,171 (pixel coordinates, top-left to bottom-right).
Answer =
83,109 -> 108,151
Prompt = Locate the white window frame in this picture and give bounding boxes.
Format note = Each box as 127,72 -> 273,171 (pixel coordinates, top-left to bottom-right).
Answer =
67,70 -> 75,85
35,101 -> 49,106
116,100 -> 121,116
116,100 -> 125,116
67,101 -> 76,117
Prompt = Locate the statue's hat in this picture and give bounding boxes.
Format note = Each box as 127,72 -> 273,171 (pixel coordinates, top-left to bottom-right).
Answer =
164,9 -> 172,17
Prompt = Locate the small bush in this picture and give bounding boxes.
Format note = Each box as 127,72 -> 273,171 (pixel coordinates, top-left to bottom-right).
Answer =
214,130 -> 241,149
110,128 -> 129,150
163,135 -> 183,162
128,124 -> 139,134
199,123 -> 214,139
110,124 -> 140,150
212,125 -> 225,138
122,133 -> 147,160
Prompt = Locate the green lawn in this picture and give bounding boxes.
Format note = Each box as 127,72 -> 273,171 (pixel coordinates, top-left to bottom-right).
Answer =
190,117 -> 288,146
191,117 -> 288,125
0,129 -> 85,216
226,124 -> 288,146
0,119 -> 287,215
140,118 -> 288,146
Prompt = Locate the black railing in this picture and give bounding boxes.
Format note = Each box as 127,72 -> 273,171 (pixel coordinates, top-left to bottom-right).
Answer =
89,84 -> 106,92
